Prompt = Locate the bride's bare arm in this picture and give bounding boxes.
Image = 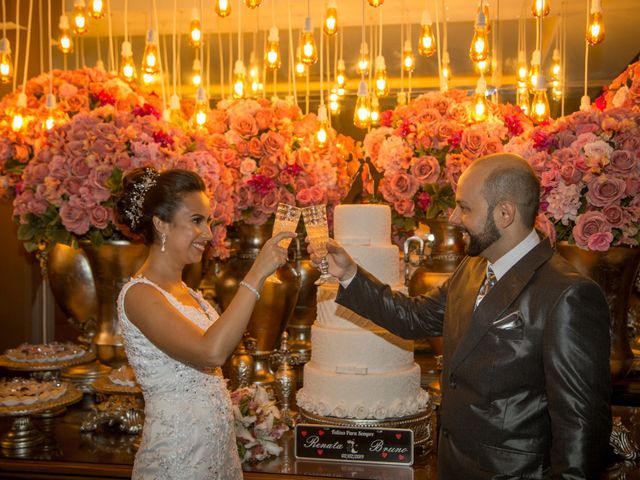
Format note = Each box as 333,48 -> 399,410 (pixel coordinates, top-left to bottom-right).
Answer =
123,231 -> 294,368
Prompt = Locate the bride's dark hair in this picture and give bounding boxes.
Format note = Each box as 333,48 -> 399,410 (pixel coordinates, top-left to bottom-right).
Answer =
115,168 -> 206,245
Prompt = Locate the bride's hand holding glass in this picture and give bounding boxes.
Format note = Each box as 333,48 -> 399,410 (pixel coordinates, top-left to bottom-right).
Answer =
265,203 -> 302,284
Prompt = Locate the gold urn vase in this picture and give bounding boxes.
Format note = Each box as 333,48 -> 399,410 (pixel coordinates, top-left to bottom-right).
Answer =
213,223 -> 301,386
80,241 -> 148,368
46,243 -> 99,344
556,243 -> 640,381
405,219 -> 467,355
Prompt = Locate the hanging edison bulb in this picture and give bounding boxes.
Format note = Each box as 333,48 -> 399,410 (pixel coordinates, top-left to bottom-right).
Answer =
374,56 -> 389,97
469,9 -> 489,63
530,75 -> 550,123
356,42 -> 369,75
516,50 -> 528,89
294,47 -> 307,77
58,15 -> 74,54
191,58 -> 202,86
245,0 -> 262,7
142,73 -> 156,85
11,93 -> 28,132
189,9 -> 202,48
316,105 -> 330,147
368,0 -> 384,6
324,0 -> 338,36
550,48 -> 561,101
475,58 -> 491,75
471,77 -> 489,122
192,87 -> 209,127
418,10 -> 436,57
586,0 -> 605,46
119,40 -> 137,83
441,50 -> 452,81
301,17 -> 318,65
88,0 -> 105,19
531,0 -> 550,18
336,59 -> 346,95
0,38 -> 13,84
370,95 -> 380,126
402,39 -> 415,73
248,52 -> 263,96
353,80 -> 371,129
142,30 -> 160,75
396,91 -> 407,106
43,94 -> 67,130
328,88 -> 341,115
233,60 -> 247,99
215,0 -> 232,17
72,0 -> 88,35
516,86 -> 530,115
528,50 -> 541,94
265,27 -> 281,70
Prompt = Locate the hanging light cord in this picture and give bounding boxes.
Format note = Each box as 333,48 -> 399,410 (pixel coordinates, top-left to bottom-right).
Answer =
106,0 -> 114,71
47,0 -> 52,94
151,0 -> 167,111
1,0 -> 6,39
21,0 -> 34,94
287,0 -> 297,104
217,17 -> 225,98
13,0 -> 20,91
434,0 -> 442,90
360,0 -> 365,84
583,0 -> 589,98
171,0 -> 176,96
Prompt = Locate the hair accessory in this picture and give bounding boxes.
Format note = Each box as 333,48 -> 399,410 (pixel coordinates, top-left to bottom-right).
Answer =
124,168 -> 159,229
160,232 -> 167,252
239,280 -> 261,300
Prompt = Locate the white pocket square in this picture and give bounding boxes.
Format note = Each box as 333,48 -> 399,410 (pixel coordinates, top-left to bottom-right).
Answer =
492,311 -> 523,330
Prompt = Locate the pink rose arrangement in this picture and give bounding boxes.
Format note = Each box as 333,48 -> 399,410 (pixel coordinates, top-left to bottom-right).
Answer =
202,98 -> 355,226
602,59 -> 640,112
12,103 -> 234,258
505,107 -> 640,251
230,384 -> 288,463
362,90 -> 532,239
0,67 -> 156,199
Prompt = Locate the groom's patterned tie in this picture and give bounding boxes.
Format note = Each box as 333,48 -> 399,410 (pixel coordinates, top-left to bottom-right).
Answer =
475,266 -> 497,308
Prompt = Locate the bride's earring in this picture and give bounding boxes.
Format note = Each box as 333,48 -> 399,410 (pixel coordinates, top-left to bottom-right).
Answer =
161,233 -> 167,252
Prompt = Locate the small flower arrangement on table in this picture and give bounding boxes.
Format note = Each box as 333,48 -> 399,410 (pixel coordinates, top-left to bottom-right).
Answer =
230,384 -> 288,463
362,90 -> 532,242
505,107 -> 640,251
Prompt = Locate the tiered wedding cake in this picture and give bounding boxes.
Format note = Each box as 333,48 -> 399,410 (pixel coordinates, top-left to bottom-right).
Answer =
296,205 -> 429,420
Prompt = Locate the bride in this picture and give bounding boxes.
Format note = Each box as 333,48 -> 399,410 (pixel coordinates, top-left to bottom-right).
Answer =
115,167 -> 293,479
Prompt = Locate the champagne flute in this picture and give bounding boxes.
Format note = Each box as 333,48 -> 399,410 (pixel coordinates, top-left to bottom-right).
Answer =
302,204 -> 332,285
266,203 -> 302,284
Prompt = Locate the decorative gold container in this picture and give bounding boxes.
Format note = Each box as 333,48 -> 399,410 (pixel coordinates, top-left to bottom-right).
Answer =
80,241 -> 148,368
556,242 -> 640,381
213,223 -> 301,386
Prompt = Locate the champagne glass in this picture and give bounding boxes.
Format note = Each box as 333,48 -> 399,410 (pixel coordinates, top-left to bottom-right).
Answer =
266,203 -> 302,284
302,204 -> 332,285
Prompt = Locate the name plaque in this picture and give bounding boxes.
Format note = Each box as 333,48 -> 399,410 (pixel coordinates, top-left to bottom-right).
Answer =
294,424 -> 414,466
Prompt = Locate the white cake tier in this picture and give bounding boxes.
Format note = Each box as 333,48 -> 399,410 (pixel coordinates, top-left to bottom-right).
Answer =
334,204 -> 392,246
343,244 -> 400,286
297,362 -> 429,420
310,324 -> 414,373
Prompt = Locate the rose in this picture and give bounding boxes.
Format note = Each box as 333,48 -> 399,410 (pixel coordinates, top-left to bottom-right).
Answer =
607,149 -> 636,174
572,211 -> 613,251
230,114 -> 259,138
380,171 -> 419,202
410,155 -> 440,184
585,176 -> 626,207
59,199 -> 91,236
460,128 -> 486,159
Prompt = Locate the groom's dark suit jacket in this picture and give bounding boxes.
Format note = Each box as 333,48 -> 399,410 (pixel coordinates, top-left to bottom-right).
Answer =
337,238 -> 612,479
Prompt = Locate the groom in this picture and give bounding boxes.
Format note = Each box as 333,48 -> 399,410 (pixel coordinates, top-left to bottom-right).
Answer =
309,153 -> 612,479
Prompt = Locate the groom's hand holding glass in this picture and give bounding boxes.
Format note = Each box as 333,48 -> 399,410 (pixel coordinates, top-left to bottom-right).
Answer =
306,237 -> 357,284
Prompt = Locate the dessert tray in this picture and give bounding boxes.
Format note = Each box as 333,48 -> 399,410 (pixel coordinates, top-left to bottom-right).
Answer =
92,366 -> 141,396
0,342 -> 95,372
0,379 -> 81,416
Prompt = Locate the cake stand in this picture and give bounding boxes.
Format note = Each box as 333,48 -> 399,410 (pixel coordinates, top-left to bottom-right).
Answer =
0,386 -> 82,451
299,400 -> 438,453
81,377 -> 144,435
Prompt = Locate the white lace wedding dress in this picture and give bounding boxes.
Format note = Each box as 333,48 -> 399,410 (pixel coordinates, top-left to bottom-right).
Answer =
117,276 -> 243,480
